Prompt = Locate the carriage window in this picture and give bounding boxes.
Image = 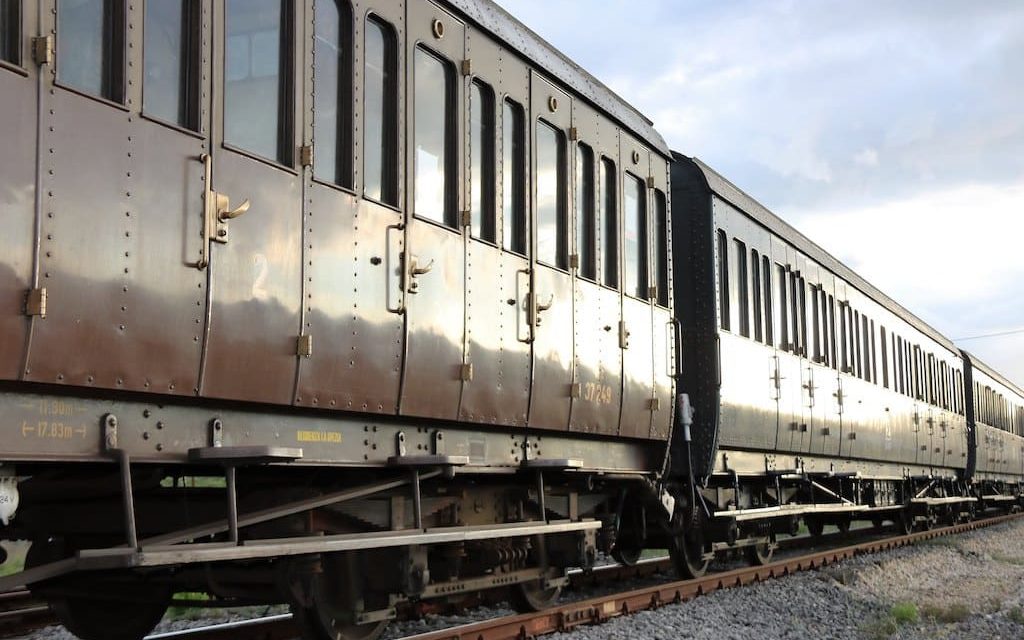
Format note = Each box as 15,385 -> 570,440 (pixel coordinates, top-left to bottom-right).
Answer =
225,0 -> 293,164
364,17 -> 397,205
751,250 -> 762,342
58,0 -> 126,102
717,231 -> 730,331
763,257 -> 774,346
577,143 -> 597,280
414,47 -> 454,226
733,239 -> 748,336
470,81 -> 496,242
797,276 -> 807,355
144,0 -> 200,130
601,158 -> 618,289
537,121 -> 567,269
777,265 -> 788,349
624,174 -> 648,297
861,316 -> 871,382
654,191 -> 669,307
811,286 -> 821,361
880,327 -> 889,389
502,99 -> 526,254
312,0 -> 353,187
1,0 -> 20,65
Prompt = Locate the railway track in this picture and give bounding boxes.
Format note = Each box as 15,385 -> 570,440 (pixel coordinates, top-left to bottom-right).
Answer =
0,589 -> 55,638
132,513 -> 1022,640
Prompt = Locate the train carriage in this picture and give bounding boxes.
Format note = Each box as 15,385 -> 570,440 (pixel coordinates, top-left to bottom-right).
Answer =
0,1 -> 678,638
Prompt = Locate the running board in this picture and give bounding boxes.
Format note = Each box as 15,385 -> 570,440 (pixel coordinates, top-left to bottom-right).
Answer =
910,496 -> 978,505
715,503 -> 869,522
980,495 -> 1019,502
0,519 -> 600,589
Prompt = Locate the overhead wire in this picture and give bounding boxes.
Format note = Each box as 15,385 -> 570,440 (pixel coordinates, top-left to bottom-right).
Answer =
953,328 -> 1024,342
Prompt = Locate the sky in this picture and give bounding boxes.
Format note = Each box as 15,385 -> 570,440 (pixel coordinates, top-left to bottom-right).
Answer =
499,0 -> 1024,388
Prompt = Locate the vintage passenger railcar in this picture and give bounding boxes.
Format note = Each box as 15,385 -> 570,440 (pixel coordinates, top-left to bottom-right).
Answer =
1,1 -> 1024,639
665,155 -> 1024,575
0,1 -> 677,639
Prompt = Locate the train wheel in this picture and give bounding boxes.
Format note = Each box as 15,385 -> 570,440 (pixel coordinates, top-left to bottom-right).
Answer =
897,509 -> 913,534
610,545 -> 643,567
805,517 -> 824,538
745,537 -> 775,566
297,552 -> 388,640
836,518 -> 851,535
27,538 -> 170,640
510,577 -> 561,612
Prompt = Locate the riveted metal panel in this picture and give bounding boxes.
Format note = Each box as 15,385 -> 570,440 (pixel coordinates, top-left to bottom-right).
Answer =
617,132 -> 653,439
527,70 -> 573,431
459,26 -> 530,425
200,0 -> 303,404
26,0 -> 138,390
397,0 -> 467,420
0,4 -> 38,381
649,153 -> 673,441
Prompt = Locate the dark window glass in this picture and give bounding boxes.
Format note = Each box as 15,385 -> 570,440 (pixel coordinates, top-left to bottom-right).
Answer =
870,319 -> 878,384
763,257 -> 774,346
654,191 -> 669,306
880,327 -> 889,389
797,276 -> 807,355
502,99 -> 526,254
811,286 -> 821,361
470,81 -> 495,242
144,0 -> 200,129
576,144 -> 597,280
1,0 -> 21,64
537,121 -> 567,268
313,0 -> 352,187
828,296 -> 837,368
624,174 -> 648,297
414,47 -> 454,226
225,0 -> 293,164
751,250 -> 762,342
854,311 -> 863,379
364,17 -> 397,205
58,0 -> 125,101
717,231 -> 730,331
600,158 -> 618,288
734,240 -> 749,336
840,304 -> 848,372
777,265 -> 788,349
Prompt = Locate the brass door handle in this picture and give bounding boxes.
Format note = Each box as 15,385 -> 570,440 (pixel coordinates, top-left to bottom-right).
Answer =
217,195 -> 250,221
536,295 -> 554,313
410,258 -> 434,276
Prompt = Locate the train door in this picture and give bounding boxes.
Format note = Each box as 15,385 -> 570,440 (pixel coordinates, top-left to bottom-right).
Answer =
26,0 -> 207,395
791,254 -> 810,454
0,1 -> 37,380
396,1 -> 466,420
569,108 -> 621,436
771,239 -> 798,452
197,0 -> 303,404
617,133 -> 655,439
457,30 -> 531,425
649,160 -> 674,440
526,71 -> 574,430
816,273 -> 841,457
293,1 -> 405,414
802,264 -> 823,456
833,283 -> 849,457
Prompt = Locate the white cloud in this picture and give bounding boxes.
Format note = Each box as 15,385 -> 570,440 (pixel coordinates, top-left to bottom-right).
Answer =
853,148 -> 879,167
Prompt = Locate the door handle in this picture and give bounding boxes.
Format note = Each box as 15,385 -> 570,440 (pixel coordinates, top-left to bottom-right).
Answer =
534,294 -> 554,326
407,257 -> 434,294
190,153 -> 214,270
515,269 -> 533,344
217,195 -> 250,221
385,223 -> 405,315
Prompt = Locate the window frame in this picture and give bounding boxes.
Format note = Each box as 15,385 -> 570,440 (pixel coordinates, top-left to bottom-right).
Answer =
575,142 -> 597,281
362,14 -> 398,207
717,230 -> 730,331
622,171 -> 648,299
599,156 -> 619,290
55,0 -> 128,106
0,0 -> 22,69
502,97 -> 527,256
653,189 -> 669,307
141,0 -> 202,133
309,0 -> 354,189
751,249 -> 762,342
469,78 -> 496,243
535,118 -> 568,270
734,239 -> 749,337
411,44 -> 457,228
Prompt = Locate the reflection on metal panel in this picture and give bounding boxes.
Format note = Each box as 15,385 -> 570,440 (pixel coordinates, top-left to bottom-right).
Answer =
0,48 -> 33,380
619,296 -> 653,439
461,242 -> 530,425
295,194 -> 403,414
528,265 -> 573,430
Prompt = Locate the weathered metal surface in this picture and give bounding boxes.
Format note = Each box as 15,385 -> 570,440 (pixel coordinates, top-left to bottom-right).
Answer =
0,15 -> 36,382
619,296 -> 654,439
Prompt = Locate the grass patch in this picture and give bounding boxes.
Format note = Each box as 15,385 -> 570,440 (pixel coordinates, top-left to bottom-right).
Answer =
640,548 -> 668,560
166,592 -> 214,621
1007,605 -> 1024,625
0,542 -> 27,578
921,602 -> 971,623
860,602 -> 920,639
919,536 -> 958,548
890,601 -> 920,624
